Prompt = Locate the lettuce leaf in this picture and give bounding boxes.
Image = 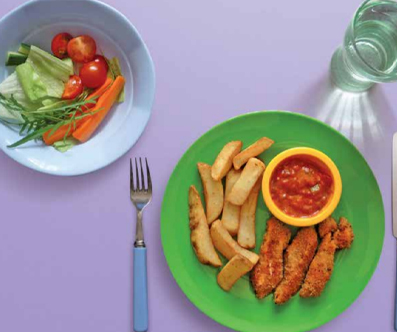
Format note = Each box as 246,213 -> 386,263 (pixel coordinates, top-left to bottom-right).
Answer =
16,62 -> 48,102
62,58 -> 74,75
53,137 -> 79,152
39,99 -> 70,111
26,45 -> 71,98
0,72 -> 41,122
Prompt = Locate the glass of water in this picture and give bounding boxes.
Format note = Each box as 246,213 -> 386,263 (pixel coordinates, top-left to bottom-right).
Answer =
331,0 -> 397,92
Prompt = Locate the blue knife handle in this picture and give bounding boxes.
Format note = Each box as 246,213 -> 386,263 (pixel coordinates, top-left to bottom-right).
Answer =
133,247 -> 148,332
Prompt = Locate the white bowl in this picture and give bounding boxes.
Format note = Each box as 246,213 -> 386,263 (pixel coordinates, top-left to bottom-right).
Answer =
0,0 -> 155,176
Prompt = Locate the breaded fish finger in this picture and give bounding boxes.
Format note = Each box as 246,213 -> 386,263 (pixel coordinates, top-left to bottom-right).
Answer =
334,217 -> 354,249
299,233 -> 337,297
274,227 -> 318,305
251,218 -> 291,299
318,217 -> 337,238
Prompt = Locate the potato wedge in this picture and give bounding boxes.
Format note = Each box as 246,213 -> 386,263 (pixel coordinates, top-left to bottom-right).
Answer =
211,141 -> 242,181
221,169 -> 242,236
217,254 -> 254,291
197,163 -> 224,224
237,176 -> 261,249
189,186 -> 222,267
233,137 -> 274,170
227,158 -> 265,206
210,219 -> 259,265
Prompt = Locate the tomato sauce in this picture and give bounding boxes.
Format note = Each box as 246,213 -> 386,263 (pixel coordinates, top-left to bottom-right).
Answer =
270,157 -> 334,218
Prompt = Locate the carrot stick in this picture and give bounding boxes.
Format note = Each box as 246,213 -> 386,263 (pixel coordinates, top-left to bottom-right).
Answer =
73,76 -> 125,143
82,77 -> 113,111
43,77 -> 114,146
43,122 -> 75,146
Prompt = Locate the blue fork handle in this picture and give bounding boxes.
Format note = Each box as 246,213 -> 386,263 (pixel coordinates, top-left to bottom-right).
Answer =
133,247 -> 148,332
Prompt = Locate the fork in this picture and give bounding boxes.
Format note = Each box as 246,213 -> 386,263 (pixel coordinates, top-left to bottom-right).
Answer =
130,157 -> 152,332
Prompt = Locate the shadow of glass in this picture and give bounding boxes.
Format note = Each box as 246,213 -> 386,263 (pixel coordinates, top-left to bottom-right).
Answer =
289,75 -> 397,162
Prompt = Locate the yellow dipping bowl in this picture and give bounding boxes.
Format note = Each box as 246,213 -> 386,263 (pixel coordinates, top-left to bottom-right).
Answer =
262,147 -> 342,227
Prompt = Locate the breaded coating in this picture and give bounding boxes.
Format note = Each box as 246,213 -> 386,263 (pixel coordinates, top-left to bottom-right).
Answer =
318,217 -> 338,238
274,227 -> 318,305
299,233 -> 337,297
334,217 -> 354,249
251,218 -> 291,299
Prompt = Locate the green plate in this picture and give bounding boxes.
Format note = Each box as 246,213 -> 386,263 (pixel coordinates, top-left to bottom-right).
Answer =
161,111 -> 384,332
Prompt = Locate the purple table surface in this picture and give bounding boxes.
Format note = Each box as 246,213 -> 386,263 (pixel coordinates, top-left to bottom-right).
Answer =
0,0 -> 396,331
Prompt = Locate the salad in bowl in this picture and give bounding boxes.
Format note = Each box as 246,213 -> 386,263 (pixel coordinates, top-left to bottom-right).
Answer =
0,0 -> 154,176
0,32 -> 125,152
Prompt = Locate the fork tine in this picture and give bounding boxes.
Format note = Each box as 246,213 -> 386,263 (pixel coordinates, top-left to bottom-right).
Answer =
135,158 -> 141,190
145,158 -> 152,192
130,158 -> 135,191
139,157 -> 145,190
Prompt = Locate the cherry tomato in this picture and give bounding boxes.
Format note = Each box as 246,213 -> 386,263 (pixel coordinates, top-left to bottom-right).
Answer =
51,33 -> 73,59
67,35 -> 97,63
93,55 -> 109,72
79,59 -> 108,88
62,75 -> 83,100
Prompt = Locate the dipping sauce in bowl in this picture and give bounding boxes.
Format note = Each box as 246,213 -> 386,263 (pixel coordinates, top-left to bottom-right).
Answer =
262,147 -> 342,227
270,157 -> 334,218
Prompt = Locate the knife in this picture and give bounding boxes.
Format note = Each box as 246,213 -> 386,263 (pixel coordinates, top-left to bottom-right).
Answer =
393,133 -> 397,331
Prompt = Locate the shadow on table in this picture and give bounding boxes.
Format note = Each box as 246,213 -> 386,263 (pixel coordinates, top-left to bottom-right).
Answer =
288,74 -> 397,159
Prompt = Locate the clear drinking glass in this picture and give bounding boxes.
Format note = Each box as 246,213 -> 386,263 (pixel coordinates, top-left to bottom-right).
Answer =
330,0 -> 397,92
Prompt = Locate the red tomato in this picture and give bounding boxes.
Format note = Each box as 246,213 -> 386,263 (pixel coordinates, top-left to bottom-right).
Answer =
62,75 -> 83,100
79,59 -> 108,88
67,35 -> 97,63
93,55 -> 109,72
51,33 -> 73,59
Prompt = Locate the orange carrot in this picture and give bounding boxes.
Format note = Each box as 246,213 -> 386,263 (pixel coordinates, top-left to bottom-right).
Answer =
43,77 -> 114,145
82,77 -> 113,111
73,76 -> 125,143
43,122 -> 75,146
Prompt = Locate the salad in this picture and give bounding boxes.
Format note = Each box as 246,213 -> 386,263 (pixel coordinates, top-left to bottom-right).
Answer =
0,33 -> 125,152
